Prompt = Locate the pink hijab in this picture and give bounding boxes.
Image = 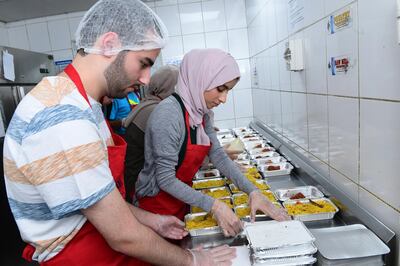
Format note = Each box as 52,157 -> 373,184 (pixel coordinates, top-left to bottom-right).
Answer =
176,49 -> 240,145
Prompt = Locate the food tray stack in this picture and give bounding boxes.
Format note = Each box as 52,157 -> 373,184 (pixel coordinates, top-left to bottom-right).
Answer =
245,220 -> 317,266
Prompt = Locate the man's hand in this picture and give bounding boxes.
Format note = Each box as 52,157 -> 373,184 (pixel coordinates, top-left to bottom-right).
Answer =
189,245 -> 236,266
153,214 -> 189,240
211,200 -> 243,237
249,190 -> 291,222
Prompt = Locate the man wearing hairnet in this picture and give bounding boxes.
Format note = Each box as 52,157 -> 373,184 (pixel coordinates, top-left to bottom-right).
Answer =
3,0 -> 236,265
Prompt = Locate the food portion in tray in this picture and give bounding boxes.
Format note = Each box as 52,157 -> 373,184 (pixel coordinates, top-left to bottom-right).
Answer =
192,178 -> 225,189
201,187 -> 231,198
284,199 -> 337,216
260,190 -> 277,202
185,213 -> 218,230
233,193 -> 249,206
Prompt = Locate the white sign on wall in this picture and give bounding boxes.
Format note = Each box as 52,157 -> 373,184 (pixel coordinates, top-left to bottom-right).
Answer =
288,0 -> 305,32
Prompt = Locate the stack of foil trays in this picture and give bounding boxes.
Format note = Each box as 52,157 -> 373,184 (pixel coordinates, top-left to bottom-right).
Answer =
245,220 -> 317,266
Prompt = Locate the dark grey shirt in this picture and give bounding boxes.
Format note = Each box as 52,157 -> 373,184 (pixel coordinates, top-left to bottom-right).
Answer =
134,96 -> 257,212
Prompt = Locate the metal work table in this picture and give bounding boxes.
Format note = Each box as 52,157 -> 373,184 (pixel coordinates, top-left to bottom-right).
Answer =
181,120 -> 396,265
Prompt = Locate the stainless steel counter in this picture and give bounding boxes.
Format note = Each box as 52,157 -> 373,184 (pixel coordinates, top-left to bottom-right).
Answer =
181,120 -> 396,265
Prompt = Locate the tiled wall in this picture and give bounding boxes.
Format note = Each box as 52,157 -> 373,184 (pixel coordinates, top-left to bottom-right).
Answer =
0,0 -> 253,128
247,0 -> 399,263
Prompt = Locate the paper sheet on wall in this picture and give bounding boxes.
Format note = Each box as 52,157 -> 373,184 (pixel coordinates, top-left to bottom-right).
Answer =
2,50 -> 15,81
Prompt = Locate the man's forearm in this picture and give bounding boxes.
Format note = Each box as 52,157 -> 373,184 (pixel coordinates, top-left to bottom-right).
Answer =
127,203 -> 157,229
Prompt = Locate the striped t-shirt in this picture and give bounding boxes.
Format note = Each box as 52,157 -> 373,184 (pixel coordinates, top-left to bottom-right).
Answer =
3,76 -> 115,262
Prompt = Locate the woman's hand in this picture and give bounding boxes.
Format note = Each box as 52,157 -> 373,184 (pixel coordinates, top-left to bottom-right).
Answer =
249,191 -> 291,222
211,200 -> 243,237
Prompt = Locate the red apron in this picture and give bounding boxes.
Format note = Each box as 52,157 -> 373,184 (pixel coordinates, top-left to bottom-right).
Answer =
22,64 -> 149,266
138,103 -> 211,221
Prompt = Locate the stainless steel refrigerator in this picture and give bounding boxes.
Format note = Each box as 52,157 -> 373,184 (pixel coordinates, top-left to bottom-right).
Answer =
0,46 -> 55,266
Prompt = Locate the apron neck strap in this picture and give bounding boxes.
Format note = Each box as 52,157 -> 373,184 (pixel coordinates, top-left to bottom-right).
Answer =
64,64 -> 92,108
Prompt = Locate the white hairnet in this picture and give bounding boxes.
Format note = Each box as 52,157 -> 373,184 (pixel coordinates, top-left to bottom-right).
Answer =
75,0 -> 168,55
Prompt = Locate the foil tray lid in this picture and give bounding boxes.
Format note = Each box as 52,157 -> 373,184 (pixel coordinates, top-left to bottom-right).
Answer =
310,224 -> 390,260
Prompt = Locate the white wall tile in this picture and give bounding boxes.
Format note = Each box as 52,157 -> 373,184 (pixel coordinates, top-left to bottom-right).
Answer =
7,20 -> 26,27
161,36 -> 184,62
270,90 -> 282,133
156,5 -> 182,36
358,188 -> 400,266
359,0 -> 400,100
45,14 -> 68,22
26,23 -> 51,53
183,33 -> 205,53
307,154 -> 330,178
228,28 -> 249,59
304,20 -> 327,94
307,94 -> 328,163
326,4 -> 358,97
233,89 -> 253,118
214,119 -> 236,129
281,91 -> 293,137
248,3 -> 268,56
0,25 -> 9,46
179,0 -> 199,3
289,32 -> 306,93
266,0 -> 277,47
303,0 -> 325,28
324,0 -> 354,15
225,0 -> 247,29
235,117 -> 253,127
179,3 -> 204,34
360,100 -> 400,210
330,168 -> 359,203
245,0 -> 268,26
291,93 -> 308,150
213,92 -> 235,120
68,16 -> 82,41
274,0 -> 288,42
156,0 -> 178,6
252,89 -> 268,123
202,0 -> 226,32
235,59 -> 251,90
268,46 -> 279,90
7,26 -> 30,50
328,96 -> 359,182
67,11 -> 87,18
48,19 -> 71,50
277,40 -> 291,91
205,31 -> 229,51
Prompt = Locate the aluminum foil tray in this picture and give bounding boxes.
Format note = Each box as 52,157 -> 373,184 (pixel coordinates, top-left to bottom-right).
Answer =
251,242 -> 317,259
244,140 -> 267,150
192,177 -> 226,190
229,183 -> 243,194
233,127 -> 254,136
248,146 -> 275,155
283,198 -> 339,222
184,213 -> 221,237
259,162 -> 294,177
216,129 -> 232,135
252,255 -> 316,266
201,186 -> 231,199
254,156 -> 287,165
275,186 -> 324,201
234,202 -> 282,220
195,169 -> 220,180
250,151 -> 280,160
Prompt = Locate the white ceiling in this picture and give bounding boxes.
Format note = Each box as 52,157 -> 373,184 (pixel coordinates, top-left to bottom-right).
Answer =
0,0 -> 99,23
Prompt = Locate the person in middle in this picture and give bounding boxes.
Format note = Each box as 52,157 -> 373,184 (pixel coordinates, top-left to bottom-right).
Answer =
135,49 -> 290,237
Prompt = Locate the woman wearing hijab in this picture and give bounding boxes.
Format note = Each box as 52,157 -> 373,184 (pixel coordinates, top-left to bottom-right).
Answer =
135,49 -> 290,237
123,65 -> 179,203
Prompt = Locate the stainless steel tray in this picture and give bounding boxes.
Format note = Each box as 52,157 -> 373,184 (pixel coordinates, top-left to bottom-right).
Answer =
283,198 -> 339,222
201,186 -> 231,199
184,212 -> 221,237
275,186 -> 324,201
195,169 -> 220,180
259,162 -> 294,177
192,177 -> 226,190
